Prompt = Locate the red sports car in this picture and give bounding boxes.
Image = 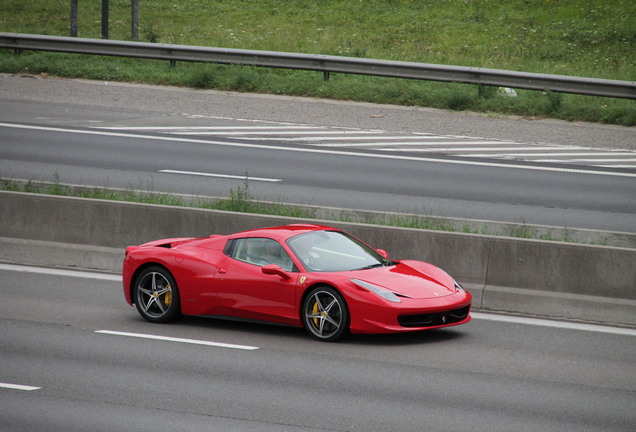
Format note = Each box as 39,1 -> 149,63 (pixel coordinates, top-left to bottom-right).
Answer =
122,224 -> 471,341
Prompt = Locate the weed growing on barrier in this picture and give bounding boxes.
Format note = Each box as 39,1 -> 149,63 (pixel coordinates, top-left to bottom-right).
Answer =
0,175 -> 318,219
227,173 -> 254,213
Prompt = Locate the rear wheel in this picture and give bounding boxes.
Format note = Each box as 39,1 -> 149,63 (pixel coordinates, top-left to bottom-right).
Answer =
303,286 -> 349,342
133,266 -> 181,323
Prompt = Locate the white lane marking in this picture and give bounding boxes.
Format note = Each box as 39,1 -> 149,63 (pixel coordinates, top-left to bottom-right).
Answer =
472,312 -> 636,337
95,330 -> 259,350
0,382 -> 41,391
159,169 -> 282,182
99,126 -> 325,130
1,122 -> 635,178
0,263 -> 121,282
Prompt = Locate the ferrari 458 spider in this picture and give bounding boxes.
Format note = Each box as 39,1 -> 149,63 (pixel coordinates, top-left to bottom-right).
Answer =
122,224 -> 471,341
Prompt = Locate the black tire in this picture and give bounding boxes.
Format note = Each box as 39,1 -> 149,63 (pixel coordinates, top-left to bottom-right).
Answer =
303,286 -> 349,342
133,266 -> 181,323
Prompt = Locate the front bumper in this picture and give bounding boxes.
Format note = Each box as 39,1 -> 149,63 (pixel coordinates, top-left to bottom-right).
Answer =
347,292 -> 472,334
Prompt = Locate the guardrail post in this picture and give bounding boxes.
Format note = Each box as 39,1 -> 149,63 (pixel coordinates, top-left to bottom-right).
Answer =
323,71 -> 330,81
131,0 -> 139,41
478,84 -> 496,99
102,0 -> 109,39
70,0 -> 78,37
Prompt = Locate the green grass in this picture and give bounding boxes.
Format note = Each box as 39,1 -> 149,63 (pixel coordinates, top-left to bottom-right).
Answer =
1,0 -> 635,125
0,174 -> 317,219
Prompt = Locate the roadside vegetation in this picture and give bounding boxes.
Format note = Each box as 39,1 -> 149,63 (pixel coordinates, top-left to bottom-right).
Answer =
1,0 -> 634,125
1,174 -> 620,246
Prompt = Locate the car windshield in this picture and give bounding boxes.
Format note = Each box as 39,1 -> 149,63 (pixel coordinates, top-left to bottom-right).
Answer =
287,230 -> 390,272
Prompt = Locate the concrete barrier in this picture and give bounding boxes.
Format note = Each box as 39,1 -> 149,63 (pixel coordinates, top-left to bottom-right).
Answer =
1,191 -> 634,326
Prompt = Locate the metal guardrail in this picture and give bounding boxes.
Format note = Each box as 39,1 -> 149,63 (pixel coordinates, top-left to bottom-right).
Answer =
1,32 -> 634,99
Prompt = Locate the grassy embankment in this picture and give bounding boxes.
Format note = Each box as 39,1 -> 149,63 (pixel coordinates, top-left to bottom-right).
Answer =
1,0 -> 634,125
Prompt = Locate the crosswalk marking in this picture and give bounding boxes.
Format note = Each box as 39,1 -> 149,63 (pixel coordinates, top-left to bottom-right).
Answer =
315,141 -> 520,147
381,146 -> 567,152
176,130 -> 382,136
92,123 -> 636,169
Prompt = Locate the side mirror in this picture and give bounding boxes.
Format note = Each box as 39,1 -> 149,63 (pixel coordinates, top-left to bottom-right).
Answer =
261,264 -> 291,279
376,249 -> 389,259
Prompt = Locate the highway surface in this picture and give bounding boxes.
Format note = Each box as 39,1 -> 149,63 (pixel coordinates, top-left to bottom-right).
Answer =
1,264 -> 635,432
1,75 -> 635,430
0,75 -> 635,233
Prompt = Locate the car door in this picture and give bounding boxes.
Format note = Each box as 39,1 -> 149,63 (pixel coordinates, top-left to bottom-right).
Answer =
214,238 -> 300,325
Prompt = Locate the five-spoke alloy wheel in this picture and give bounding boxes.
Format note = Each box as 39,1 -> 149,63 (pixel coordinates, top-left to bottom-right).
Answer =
134,266 -> 181,323
303,286 -> 349,341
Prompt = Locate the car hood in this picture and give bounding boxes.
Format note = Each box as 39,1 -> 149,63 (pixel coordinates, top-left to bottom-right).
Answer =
351,260 -> 457,299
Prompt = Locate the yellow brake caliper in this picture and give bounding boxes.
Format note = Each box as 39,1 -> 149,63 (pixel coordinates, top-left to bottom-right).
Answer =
312,301 -> 320,327
164,284 -> 172,307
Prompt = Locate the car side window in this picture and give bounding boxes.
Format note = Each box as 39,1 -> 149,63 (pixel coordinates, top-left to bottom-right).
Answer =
230,238 -> 295,272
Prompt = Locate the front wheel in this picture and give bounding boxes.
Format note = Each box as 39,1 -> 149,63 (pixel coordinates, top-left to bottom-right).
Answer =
133,266 -> 181,323
303,286 -> 349,342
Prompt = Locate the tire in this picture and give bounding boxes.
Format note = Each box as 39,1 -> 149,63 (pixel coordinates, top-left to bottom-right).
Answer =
303,286 -> 349,342
133,266 -> 181,323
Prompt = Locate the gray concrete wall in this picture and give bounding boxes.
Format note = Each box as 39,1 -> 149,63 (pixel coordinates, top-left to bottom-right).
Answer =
1,191 -> 634,326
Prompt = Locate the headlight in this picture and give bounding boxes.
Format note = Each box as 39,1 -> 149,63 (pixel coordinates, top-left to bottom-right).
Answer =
454,279 -> 465,293
350,279 -> 401,303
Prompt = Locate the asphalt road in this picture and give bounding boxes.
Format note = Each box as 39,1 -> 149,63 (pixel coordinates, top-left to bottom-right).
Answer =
1,74 -> 635,151
2,74 -> 635,432
1,81 -> 635,232
1,264 -> 635,432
